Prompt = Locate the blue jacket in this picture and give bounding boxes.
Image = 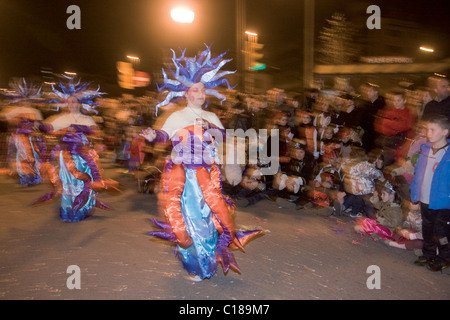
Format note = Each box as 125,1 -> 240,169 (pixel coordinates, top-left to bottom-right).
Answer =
410,140 -> 450,209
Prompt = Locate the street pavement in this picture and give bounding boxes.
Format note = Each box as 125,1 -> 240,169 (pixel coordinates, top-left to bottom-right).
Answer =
1,160 -> 449,302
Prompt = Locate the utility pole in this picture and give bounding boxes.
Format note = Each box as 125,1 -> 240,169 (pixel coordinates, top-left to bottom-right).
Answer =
245,31 -> 257,94
303,0 -> 315,89
236,0 -> 246,90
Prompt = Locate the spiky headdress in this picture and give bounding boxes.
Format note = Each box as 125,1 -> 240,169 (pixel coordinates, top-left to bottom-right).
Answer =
50,74 -> 106,114
1,77 -> 42,103
155,44 -> 236,115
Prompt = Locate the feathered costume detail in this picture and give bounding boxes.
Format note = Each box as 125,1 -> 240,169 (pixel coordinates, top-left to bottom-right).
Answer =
49,74 -> 106,114
2,78 -> 43,103
154,44 -> 236,115
148,45 -> 262,278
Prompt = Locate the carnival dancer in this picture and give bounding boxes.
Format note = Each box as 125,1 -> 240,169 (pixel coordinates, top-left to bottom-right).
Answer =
35,75 -> 119,222
141,45 -> 262,281
0,78 -> 45,186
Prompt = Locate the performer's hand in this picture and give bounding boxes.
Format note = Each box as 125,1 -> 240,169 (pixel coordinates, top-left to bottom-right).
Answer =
32,121 -> 41,132
140,127 -> 156,142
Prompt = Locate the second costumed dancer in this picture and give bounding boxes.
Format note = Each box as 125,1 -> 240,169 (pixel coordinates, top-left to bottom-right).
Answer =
141,45 -> 263,281
35,76 -> 119,222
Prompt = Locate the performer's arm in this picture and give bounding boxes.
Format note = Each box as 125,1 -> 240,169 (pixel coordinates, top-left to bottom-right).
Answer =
140,128 -> 169,144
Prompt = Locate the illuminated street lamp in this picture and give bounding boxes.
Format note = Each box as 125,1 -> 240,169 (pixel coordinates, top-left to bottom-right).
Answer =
126,55 -> 140,62
127,55 -> 140,67
170,7 -> 195,23
419,46 -> 434,53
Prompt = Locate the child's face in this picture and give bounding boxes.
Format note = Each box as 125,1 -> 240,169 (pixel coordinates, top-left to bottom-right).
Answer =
365,87 -> 377,101
324,129 -> 334,139
426,122 -> 449,144
291,148 -> 305,160
389,94 -> 405,109
301,114 -> 311,124
409,201 -> 420,210
276,116 -> 288,126
381,191 -> 394,203
375,157 -> 384,169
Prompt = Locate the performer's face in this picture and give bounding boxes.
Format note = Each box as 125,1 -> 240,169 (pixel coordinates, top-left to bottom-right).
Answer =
186,82 -> 206,107
67,96 -> 81,114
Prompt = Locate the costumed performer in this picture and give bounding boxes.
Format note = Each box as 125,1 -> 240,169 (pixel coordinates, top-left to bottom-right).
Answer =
140,45 -> 263,281
0,78 -> 45,185
35,75 -> 119,222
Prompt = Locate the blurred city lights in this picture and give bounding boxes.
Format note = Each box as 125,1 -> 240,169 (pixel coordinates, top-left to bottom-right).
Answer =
170,7 -> 195,23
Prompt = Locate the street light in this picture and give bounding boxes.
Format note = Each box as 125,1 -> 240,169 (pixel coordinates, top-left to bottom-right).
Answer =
419,46 -> 434,53
126,55 -> 140,62
127,55 -> 140,68
170,7 -> 195,23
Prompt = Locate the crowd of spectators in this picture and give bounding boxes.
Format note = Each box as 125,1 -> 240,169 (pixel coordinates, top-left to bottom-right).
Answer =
1,75 -> 449,260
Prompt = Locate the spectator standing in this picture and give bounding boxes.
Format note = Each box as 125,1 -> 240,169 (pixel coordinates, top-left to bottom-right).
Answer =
360,83 -> 385,153
374,90 -> 415,165
422,76 -> 450,120
410,114 -> 450,272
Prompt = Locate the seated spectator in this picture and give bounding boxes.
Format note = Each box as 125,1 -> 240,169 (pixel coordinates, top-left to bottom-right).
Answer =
281,139 -> 316,182
335,127 -> 363,159
369,183 -> 403,230
272,172 -> 307,209
310,151 -> 343,210
319,126 -> 341,165
339,151 -> 385,218
232,166 -> 278,207
354,184 -> 423,251
278,139 -> 316,209
312,95 -> 333,140
293,110 -> 319,159
395,201 -> 423,245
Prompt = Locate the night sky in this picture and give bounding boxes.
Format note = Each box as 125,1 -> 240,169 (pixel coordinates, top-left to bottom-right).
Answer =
0,0 -> 449,90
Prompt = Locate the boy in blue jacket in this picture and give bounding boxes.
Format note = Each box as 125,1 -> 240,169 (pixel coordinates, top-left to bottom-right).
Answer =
410,114 -> 450,272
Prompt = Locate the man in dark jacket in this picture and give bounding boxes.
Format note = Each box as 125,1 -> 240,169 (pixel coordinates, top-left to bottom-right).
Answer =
360,83 -> 385,153
422,76 -> 450,121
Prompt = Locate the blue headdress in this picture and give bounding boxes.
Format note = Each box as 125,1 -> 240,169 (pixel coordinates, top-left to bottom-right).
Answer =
1,77 -> 43,103
50,74 -> 106,114
155,44 -> 236,115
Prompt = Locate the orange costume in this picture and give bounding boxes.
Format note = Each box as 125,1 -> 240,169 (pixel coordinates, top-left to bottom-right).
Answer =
147,46 -> 262,279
